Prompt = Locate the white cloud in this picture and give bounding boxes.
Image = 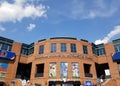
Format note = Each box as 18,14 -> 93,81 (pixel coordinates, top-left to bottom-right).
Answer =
55,0 -> 119,20
15,0 -> 27,5
0,25 -> 5,32
0,0 -> 47,22
95,25 -> 120,45
27,23 -> 36,31
82,0 -> 118,19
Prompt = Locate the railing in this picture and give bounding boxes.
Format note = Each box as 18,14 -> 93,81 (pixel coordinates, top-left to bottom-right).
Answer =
85,73 -> 93,77
95,75 -> 111,86
35,73 -> 43,77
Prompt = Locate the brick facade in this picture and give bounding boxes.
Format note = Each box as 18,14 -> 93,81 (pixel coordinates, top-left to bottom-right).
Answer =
0,37 -> 120,86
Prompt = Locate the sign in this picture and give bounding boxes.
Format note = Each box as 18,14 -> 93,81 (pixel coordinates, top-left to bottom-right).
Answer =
0,61 -> 8,78
85,81 -> 92,86
105,69 -> 110,76
0,50 -> 15,60
36,53 -> 92,60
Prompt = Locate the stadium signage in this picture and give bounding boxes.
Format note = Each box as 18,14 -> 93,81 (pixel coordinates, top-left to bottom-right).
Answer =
35,53 -> 92,60
0,50 -> 16,60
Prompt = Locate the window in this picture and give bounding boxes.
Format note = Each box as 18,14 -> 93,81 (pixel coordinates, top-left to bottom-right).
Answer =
21,43 -> 34,55
21,48 -> 28,55
2,44 -> 8,51
39,45 -> 44,54
92,44 -> 106,56
16,63 -> 32,79
97,48 -> 106,56
114,43 -> 120,52
0,43 -> 12,51
84,64 -> 93,77
61,43 -> 66,52
35,64 -> 44,77
71,43 -> 76,52
7,45 -> 12,51
0,43 -> 2,50
51,43 -> 56,53
28,47 -> 34,55
113,39 -> 120,52
115,45 -> 120,52
117,62 -> 120,74
0,37 -> 13,51
83,45 -> 88,54
92,43 -> 97,55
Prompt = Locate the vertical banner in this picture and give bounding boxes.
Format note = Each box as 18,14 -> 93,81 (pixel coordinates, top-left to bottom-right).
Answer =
60,62 -> 68,78
49,63 -> 56,78
72,63 -> 80,78
0,61 -> 8,78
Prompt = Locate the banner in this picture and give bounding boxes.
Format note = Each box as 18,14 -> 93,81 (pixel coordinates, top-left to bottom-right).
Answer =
72,63 -> 80,78
85,81 -> 92,86
0,61 -> 8,78
60,62 -> 68,78
49,63 -> 56,78
0,50 -> 15,60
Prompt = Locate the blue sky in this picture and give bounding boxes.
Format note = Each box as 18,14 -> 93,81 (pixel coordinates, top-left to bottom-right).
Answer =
0,0 -> 120,44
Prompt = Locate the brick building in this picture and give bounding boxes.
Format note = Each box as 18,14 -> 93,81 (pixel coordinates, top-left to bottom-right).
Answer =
0,36 -> 120,86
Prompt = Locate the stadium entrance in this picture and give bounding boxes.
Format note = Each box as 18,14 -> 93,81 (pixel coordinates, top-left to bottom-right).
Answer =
49,81 -> 81,86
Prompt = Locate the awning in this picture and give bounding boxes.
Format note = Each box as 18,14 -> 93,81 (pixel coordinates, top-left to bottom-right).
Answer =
112,52 -> 120,61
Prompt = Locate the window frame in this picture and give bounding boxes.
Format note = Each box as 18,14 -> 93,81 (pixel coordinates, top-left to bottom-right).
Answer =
51,43 -> 56,53
71,43 -> 77,52
83,45 -> 88,54
61,43 -> 67,52
39,45 -> 44,54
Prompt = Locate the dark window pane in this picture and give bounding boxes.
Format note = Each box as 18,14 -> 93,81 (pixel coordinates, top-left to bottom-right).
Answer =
97,48 -> 105,56
51,43 -> 56,53
114,44 -> 120,52
83,45 -> 88,54
35,64 -> 44,77
113,39 -> 120,52
92,44 -> 106,56
21,48 -> 28,55
0,43 -> 12,51
61,43 -> 66,52
0,43 -> 2,50
39,45 -> 44,54
71,44 -> 76,52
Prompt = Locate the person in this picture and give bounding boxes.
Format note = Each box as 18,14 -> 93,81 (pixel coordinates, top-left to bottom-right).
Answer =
25,80 -> 32,86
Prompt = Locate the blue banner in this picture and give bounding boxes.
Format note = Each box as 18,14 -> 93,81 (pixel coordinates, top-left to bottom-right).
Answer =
0,50 -> 15,60
60,62 -> 68,78
85,81 -> 92,86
